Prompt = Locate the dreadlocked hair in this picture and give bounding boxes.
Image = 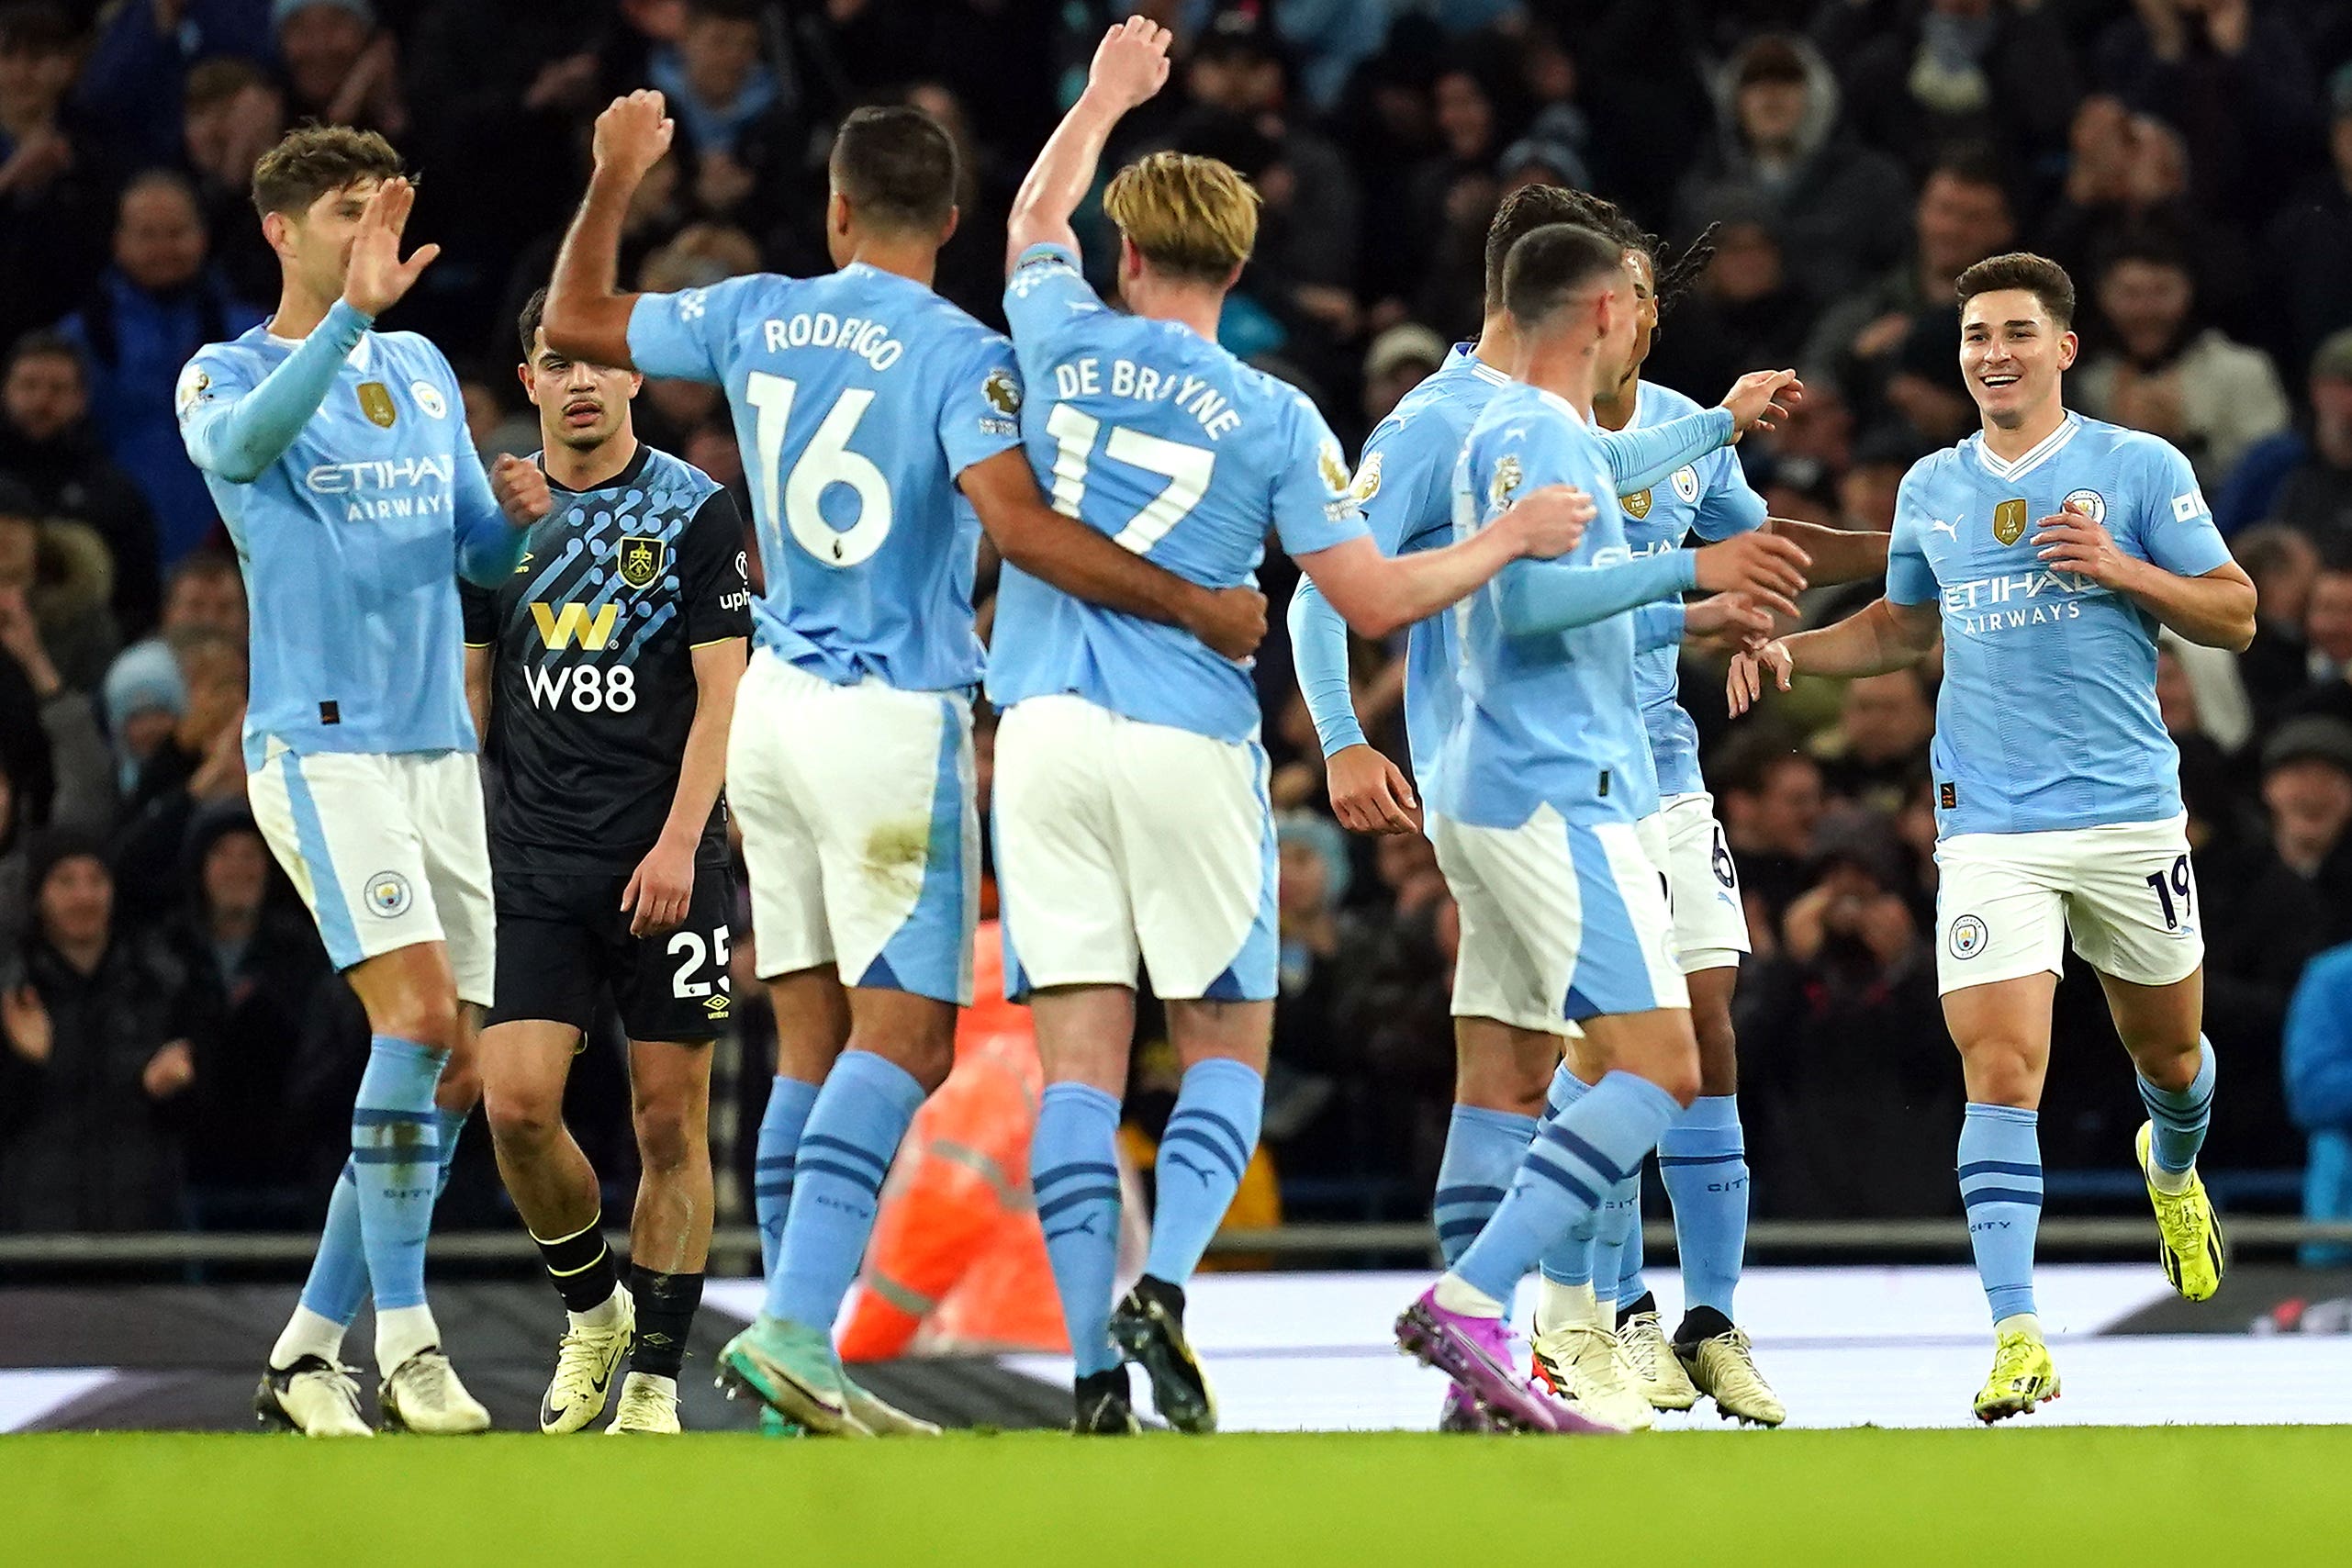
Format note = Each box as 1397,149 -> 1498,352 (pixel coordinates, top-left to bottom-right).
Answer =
1542,187 -> 1717,320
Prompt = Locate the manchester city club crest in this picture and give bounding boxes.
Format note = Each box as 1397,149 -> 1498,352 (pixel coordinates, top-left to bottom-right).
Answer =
618,535 -> 667,590
1947,913 -> 1988,959
356,381 -> 397,429
1620,487 -> 1652,520
364,871 -> 412,918
1671,465 -> 1700,503
1993,498 -> 2028,547
2062,488 -> 2105,523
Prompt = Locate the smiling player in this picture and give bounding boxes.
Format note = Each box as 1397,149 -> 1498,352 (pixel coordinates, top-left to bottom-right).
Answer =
1730,252 -> 2257,1421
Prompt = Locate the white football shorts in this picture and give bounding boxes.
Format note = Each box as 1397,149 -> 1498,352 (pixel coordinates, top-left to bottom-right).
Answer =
728,650 -> 978,1004
246,739 -> 496,1005
1933,813 -> 2202,995
1435,802 -> 1687,1034
991,694 -> 1276,1002
1658,790 -> 1752,974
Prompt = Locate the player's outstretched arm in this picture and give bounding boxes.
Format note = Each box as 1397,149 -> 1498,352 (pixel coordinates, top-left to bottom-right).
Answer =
1765,517 -> 1889,585
1004,17 -> 1170,271
961,448 -> 1266,660
1296,483 -> 1595,641
1727,596 -> 1940,715
622,633 -> 746,937
1286,578 -> 1417,834
1500,531 -> 1808,638
545,90 -> 675,370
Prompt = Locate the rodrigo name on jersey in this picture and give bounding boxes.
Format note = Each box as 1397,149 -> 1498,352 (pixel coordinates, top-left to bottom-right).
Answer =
627,266 -> 1023,693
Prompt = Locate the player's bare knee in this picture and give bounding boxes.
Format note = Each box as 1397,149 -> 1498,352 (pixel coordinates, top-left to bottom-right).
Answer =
2122,1034 -> 2201,1092
375,986 -> 460,1053
484,1084 -> 563,1152
633,1099 -> 700,1175
1648,1055 -> 1703,1109
1954,1036 -> 2039,1106
1454,1046 -> 1552,1118
434,1056 -> 480,1115
848,1009 -> 956,1093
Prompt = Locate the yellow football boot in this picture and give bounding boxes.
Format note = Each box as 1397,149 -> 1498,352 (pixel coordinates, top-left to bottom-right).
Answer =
1973,1327 -> 2060,1424
2137,1123 -> 2224,1302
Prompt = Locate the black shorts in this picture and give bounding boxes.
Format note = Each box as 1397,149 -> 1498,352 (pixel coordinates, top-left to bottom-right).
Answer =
486,861 -> 735,1042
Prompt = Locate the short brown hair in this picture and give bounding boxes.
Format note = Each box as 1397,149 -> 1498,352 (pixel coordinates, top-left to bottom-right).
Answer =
517,286 -> 549,359
1955,252 -> 2075,330
250,124 -> 404,220
1483,185 -> 1581,310
1103,151 -> 1260,286
830,106 -> 958,233
1501,222 -> 1627,330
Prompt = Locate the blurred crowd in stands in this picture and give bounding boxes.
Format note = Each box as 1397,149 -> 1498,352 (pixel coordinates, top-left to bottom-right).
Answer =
4,0 -> 2352,1255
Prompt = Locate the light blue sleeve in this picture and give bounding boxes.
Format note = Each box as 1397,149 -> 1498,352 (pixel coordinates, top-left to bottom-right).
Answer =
175,302 -> 371,484
1596,408 -> 1732,495
627,275 -> 763,383
1271,395 -> 1369,557
1634,600 -> 1687,652
1002,243 -> 1105,375
2129,438 -> 2234,578
451,415 -> 525,588
1692,447 -> 1769,542
1286,577 -> 1365,756
1495,549 -> 1699,636
938,331 -> 1025,479
1886,465 -> 1939,606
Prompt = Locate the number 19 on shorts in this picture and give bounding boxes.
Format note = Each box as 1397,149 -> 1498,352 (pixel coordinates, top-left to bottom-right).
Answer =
2145,853 -> 2197,932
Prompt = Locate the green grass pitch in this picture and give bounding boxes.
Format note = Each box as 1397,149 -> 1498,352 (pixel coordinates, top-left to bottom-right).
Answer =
8,1427 -> 2350,1565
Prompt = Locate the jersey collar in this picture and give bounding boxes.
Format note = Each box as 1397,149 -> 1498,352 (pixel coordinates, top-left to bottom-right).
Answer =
542,439 -> 652,496
1447,342 -> 1511,386
1969,410 -> 2080,483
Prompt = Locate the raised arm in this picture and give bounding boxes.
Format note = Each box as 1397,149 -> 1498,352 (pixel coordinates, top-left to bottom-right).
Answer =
961,448 -> 1266,660
1005,17 -> 1170,271
544,91 -> 675,370
1598,370 -> 1799,494
179,306 -> 366,483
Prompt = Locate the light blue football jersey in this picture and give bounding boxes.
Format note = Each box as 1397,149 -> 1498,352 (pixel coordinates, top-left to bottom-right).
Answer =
1330,346 -> 1508,793
1887,412 -> 2232,837
985,242 -> 1366,742
627,265 -> 1024,692
1617,380 -> 1768,799
1438,384 -> 1668,829
178,322 -> 511,768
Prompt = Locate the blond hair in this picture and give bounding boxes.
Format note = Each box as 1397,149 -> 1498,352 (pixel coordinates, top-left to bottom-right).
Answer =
1102,151 -> 1260,286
